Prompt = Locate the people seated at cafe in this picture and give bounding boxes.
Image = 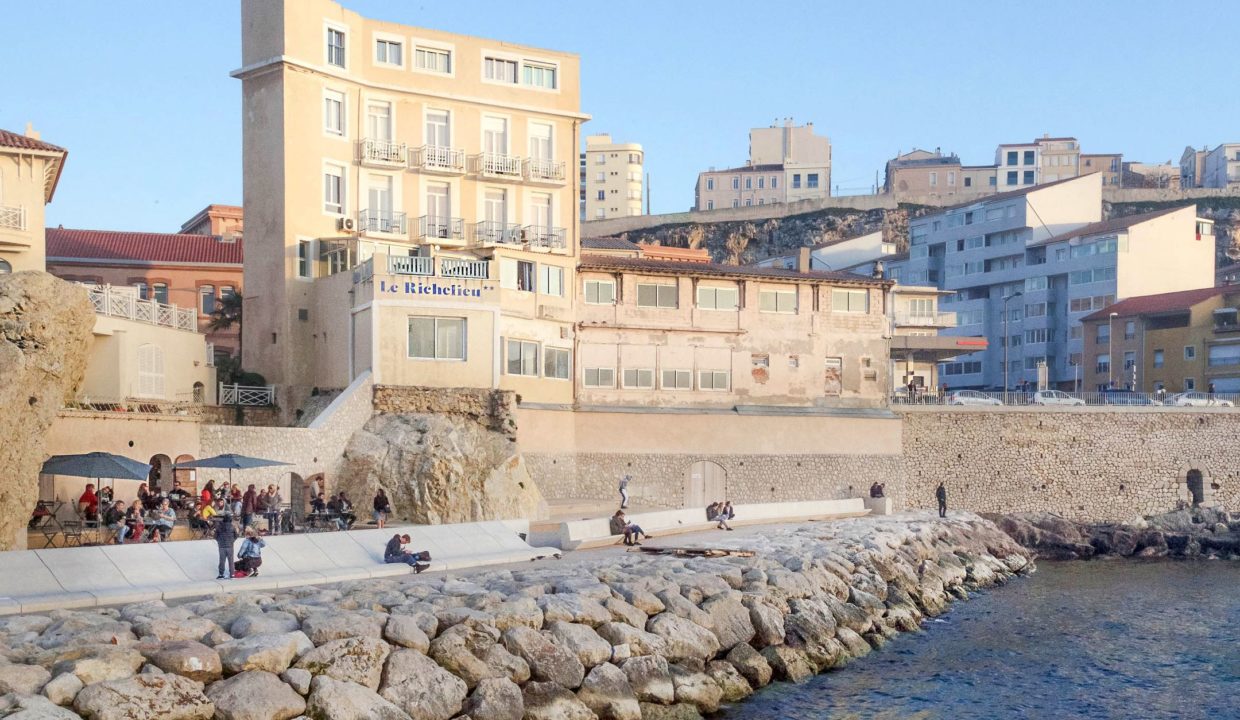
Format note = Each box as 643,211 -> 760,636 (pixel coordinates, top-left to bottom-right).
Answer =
200,479 -> 215,506
137,482 -> 157,511
78,483 -> 99,522
190,499 -> 214,530
311,492 -> 327,514
102,500 -> 126,543
168,480 -> 192,511
122,502 -> 144,544
98,484 -> 114,507
150,498 -> 177,542
328,492 -> 357,529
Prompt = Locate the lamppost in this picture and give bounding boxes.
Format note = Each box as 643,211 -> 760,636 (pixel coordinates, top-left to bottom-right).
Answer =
1002,292 -> 1023,392
1108,311 -> 1118,389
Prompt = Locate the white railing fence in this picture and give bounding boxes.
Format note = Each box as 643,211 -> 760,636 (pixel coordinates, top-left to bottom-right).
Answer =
84,284 -> 197,332
525,157 -> 565,182
0,205 -> 25,231
414,145 -> 466,172
388,254 -> 434,276
440,258 -> 489,280
219,383 -> 276,406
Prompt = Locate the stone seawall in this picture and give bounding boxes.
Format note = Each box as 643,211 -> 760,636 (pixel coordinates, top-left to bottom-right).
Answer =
901,408 -> 1240,522
0,514 -> 1030,719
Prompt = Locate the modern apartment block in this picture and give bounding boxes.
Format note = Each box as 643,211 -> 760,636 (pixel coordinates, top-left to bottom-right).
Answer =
233,0 -> 586,408
995,136 -> 1081,190
694,121 -> 830,211
579,133 -> 643,221
886,174 -> 1216,390
1201,143 -> 1240,188
0,126 -> 67,274
1081,286 -> 1240,393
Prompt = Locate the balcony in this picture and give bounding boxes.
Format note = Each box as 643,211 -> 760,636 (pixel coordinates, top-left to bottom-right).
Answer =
524,157 -> 566,184
388,254 -> 434,276
472,221 -> 522,246
359,138 -> 406,167
0,205 -> 25,231
472,152 -> 523,180
440,258 -> 489,280
411,145 -> 465,174
417,216 -> 465,244
893,311 -> 957,328
358,209 -> 407,236
523,225 -> 567,251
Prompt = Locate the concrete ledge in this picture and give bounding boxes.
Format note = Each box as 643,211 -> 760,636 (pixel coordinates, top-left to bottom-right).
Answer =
864,497 -> 894,515
20,592 -> 96,614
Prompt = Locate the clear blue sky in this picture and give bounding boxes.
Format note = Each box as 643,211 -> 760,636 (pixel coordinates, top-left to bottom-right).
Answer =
4,1 -> 1232,231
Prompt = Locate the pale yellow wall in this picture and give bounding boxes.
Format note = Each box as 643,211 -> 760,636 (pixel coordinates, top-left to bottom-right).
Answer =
1116,206 -> 1214,298
81,315 -> 216,403
0,151 -> 53,273
1023,173 -> 1103,243
583,135 -> 642,220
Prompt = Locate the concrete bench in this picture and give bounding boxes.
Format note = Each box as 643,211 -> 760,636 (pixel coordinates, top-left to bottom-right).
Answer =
556,498 -> 869,550
0,519 -> 560,615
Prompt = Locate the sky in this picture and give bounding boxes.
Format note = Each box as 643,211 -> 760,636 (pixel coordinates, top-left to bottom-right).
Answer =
4,1 -> 1234,232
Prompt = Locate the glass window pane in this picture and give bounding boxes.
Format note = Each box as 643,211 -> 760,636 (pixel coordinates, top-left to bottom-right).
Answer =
409,318 -> 435,358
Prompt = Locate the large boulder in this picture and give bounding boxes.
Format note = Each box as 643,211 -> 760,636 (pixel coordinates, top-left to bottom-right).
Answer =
73,673 -> 213,720
521,681 -> 596,720
645,614 -> 720,664
0,693 -> 82,719
0,272 -> 93,550
51,645 -> 145,685
544,621 -> 612,668
307,675 -> 411,720
576,662 -> 641,720
378,649 -> 467,720
136,641 -> 222,683
462,677 -> 524,720
338,404 -> 547,524
215,631 -> 312,675
0,663 -> 51,695
428,623 -> 529,689
294,636 -> 390,689
620,655 -> 674,704
205,670 -> 306,720
500,626 -> 584,689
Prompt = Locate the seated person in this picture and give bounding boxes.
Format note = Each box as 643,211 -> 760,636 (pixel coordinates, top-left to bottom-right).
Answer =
336,492 -> 357,529
78,484 -> 100,522
150,498 -> 177,542
122,502 -> 144,544
98,485 -> 114,507
610,510 -> 652,546
869,482 -> 885,498
102,500 -> 126,543
310,492 -> 327,514
190,500 -> 215,530
716,500 -> 735,531
167,480 -> 192,511
384,533 -> 430,573
705,501 -> 720,522
235,527 -> 267,577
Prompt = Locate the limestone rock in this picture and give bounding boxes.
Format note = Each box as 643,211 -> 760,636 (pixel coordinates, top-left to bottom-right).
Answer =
132,617 -> 217,644
378,649 -> 467,720
301,613 -> 384,645
594,622 -> 666,657
294,636 -> 390,690
521,681 -> 595,720
216,632 -> 312,675
724,643 -> 772,688
491,598 -> 544,631
42,672 -> 84,706
73,673 -> 213,720
0,663 -> 51,695
230,612 -> 301,638
51,645 -> 144,685
538,594 -> 611,627
669,665 -> 722,714
700,597 -> 754,651
760,645 -> 814,683
706,660 -> 752,702
206,670 -> 306,720
307,675 -> 411,720
620,655 -> 674,704
0,272 -> 93,551
338,409 -> 547,525
576,662 -> 640,720
37,616 -> 134,650
136,641 -> 221,683
500,626 -> 584,689
637,702 -> 703,720
462,677 -> 524,720
747,603 -> 785,648
428,624 -> 528,689
383,615 -> 430,652
0,693 -> 82,719
545,621 -> 612,668
645,614 -> 720,664
282,668 -> 312,695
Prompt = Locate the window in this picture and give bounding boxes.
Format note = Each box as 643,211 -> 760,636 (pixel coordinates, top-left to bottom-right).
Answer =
745,177 -> 752,190
697,285 -> 738,310
706,178 -> 714,191
324,90 -> 345,135
133,282 -> 148,300
706,201 -> 714,210
1207,345 -> 1240,367
929,172 -> 938,187
771,176 -> 778,188
1006,151 -> 1018,165
1069,267 -> 1117,285
636,283 -> 678,308
698,370 -> 730,391
1007,170 -> 1018,186
523,62 -> 557,89
1023,150 -> 1035,165
366,100 -> 393,141
1124,351 -> 1136,369
941,360 -> 983,376
528,122 -> 553,161
544,347 -> 571,379
758,177 -> 765,189
832,288 -> 868,313
326,27 -> 346,68
1184,378 -> 1196,391
947,171 -> 956,186
501,259 -> 536,292
414,47 -> 451,73
807,173 -> 819,189
506,339 -> 539,376
1025,302 -> 1048,318
792,174 -> 801,189
152,283 -> 169,304
989,176 -> 997,186
1184,345 -> 1196,360
1096,323 -> 1110,342
540,265 -> 564,297
661,369 -> 692,389
323,164 -> 344,214
484,57 -> 518,83
199,285 -> 216,315
1124,320 -> 1136,340
408,317 -> 466,360
375,38 -> 402,66
758,289 -> 797,313
297,240 -> 313,279
731,177 -> 739,190
426,109 -> 451,148
584,279 -> 615,305
136,344 -> 165,399
596,190 -> 605,201
1025,276 -> 1048,292
1023,170 -> 1035,185
731,199 -> 738,208
594,154 -> 605,165
1096,354 -> 1110,374
1024,329 -> 1049,344
583,368 -> 615,388
745,199 -> 752,207
964,177 -> 972,187
628,152 -> 642,164
1153,350 -> 1165,368
622,368 -> 655,389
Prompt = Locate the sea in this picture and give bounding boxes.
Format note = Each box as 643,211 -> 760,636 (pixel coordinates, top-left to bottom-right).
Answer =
720,560 -> 1240,720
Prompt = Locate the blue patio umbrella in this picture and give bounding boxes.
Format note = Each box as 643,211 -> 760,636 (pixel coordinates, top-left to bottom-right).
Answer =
173,453 -> 292,485
41,452 -> 152,482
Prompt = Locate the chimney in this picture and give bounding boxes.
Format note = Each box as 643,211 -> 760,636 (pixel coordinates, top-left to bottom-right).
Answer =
873,261 -> 885,280
797,247 -> 813,273
25,122 -> 40,140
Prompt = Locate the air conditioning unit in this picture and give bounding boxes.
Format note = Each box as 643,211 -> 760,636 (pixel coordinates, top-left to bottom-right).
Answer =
339,217 -> 355,232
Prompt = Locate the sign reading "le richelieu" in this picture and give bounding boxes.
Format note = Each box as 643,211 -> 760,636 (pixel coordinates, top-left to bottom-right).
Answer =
378,279 -> 492,298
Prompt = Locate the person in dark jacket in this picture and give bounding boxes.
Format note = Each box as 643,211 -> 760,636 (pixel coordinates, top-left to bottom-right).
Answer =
936,482 -> 948,518
102,500 -> 126,543
373,489 -> 392,529
384,533 -> 429,572
609,510 -> 651,546
214,513 -> 237,579
241,484 -> 258,530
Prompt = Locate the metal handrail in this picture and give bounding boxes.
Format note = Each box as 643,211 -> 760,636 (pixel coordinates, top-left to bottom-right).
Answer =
474,152 -> 523,177
219,383 -> 276,406
413,145 -> 466,172
472,221 -> 522,245
523,225 -> 566,249
358,209 -> 407,235
525,157 -> 566,182
360,138 -> 406,165
83,284 -> 197,332
893,311 -> 956,327
891,390 -> 1240,407
388,255 -> 434,276
418,216 -> 464,240
440,258 -> 489,280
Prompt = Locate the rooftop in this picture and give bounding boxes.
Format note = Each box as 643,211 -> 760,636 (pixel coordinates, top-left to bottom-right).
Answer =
701,164 -> 784,176
0,127 -> 68,201
0,128 -> 65,154
931,173 -> 1095,214
1027,206 -> 1186,248
1082,286 -> 1233,322
581,237 -> 641,252
578,254 -> 889,287
46,228 -> 244,265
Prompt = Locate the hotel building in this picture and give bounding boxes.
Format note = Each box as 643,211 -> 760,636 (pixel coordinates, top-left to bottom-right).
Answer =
0,126 -> 66,274
580,134 -> 643,221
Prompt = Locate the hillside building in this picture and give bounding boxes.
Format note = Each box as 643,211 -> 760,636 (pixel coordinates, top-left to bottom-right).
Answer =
1201,143 -> 1240,188
694,121 -> 831,211
579,134 -> 643,221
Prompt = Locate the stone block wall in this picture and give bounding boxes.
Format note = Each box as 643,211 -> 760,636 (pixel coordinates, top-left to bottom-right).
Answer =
373,385 -> 517,439
900,408 -> 1240,521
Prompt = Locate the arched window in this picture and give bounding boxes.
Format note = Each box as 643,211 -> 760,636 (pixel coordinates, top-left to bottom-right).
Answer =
192,381 -> 205,403
137,344 -> 165,398
0,258 -> 11,274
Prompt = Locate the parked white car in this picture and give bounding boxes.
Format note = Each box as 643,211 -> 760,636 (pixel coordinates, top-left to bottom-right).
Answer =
1032,390 -> 1086,407
948,390 -> 1003,406
1165,392 -> 1234,407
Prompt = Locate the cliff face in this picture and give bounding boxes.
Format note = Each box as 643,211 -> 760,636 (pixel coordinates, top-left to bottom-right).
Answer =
0,272 -> 94,550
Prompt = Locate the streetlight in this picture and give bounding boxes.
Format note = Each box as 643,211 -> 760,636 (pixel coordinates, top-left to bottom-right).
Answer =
1108,311 -> 1118,389
1002,292 -> 1023,392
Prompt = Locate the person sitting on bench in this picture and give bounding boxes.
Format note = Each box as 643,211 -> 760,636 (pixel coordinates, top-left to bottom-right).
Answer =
150,498 -> 177,542
610,510 -> 652,546
384,533 -> 430,573
235,527 -> 266,577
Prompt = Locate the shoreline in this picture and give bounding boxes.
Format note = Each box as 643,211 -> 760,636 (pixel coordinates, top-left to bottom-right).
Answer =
0,513 -> 1033,719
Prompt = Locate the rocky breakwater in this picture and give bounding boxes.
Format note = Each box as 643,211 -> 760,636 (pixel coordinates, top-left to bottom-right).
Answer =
993,506 -> 1240,560
0,513 -> 1030,719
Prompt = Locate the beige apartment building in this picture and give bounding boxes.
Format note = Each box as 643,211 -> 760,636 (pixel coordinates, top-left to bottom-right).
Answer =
1180,146 -> 1209,188
694,121 -> 830,211
996,136 -> 1080,190
233,0 -> 587,408
1081,153 -> 1122,187
580,134 -> 643,221
888,284 -> 986,394
1201,143 -> 1240,188
0,126 -> 67,274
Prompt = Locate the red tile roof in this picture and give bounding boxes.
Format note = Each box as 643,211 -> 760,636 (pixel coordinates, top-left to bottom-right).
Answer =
46,228 -> 243,265
1082,286 -> 1232,322
1027,206 -> 1186,247
579,253 -> 889,286
0,128 -> 66,154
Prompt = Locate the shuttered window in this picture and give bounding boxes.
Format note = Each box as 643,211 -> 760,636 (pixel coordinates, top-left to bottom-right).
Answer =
137,344 -> 165,399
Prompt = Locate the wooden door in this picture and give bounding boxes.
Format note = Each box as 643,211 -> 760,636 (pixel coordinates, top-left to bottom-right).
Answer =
684,461 -> 727,508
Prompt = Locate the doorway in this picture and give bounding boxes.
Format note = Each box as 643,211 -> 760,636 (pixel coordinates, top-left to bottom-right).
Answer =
683,461 -> 727,508
1186,469 -> 1204,506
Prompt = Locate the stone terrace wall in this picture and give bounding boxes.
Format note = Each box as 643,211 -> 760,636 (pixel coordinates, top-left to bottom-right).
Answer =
900,408 -> 1240,522
373,385 -> 517,439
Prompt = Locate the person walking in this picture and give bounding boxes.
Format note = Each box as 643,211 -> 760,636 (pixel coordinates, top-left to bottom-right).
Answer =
241,484 -> 259,530
936,482 -> 948,518
214,511 -> 237,580
236,527 -> 266,577
373,489 -> 392,529
618,475 -> 631,509
262,485 -> 283,535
